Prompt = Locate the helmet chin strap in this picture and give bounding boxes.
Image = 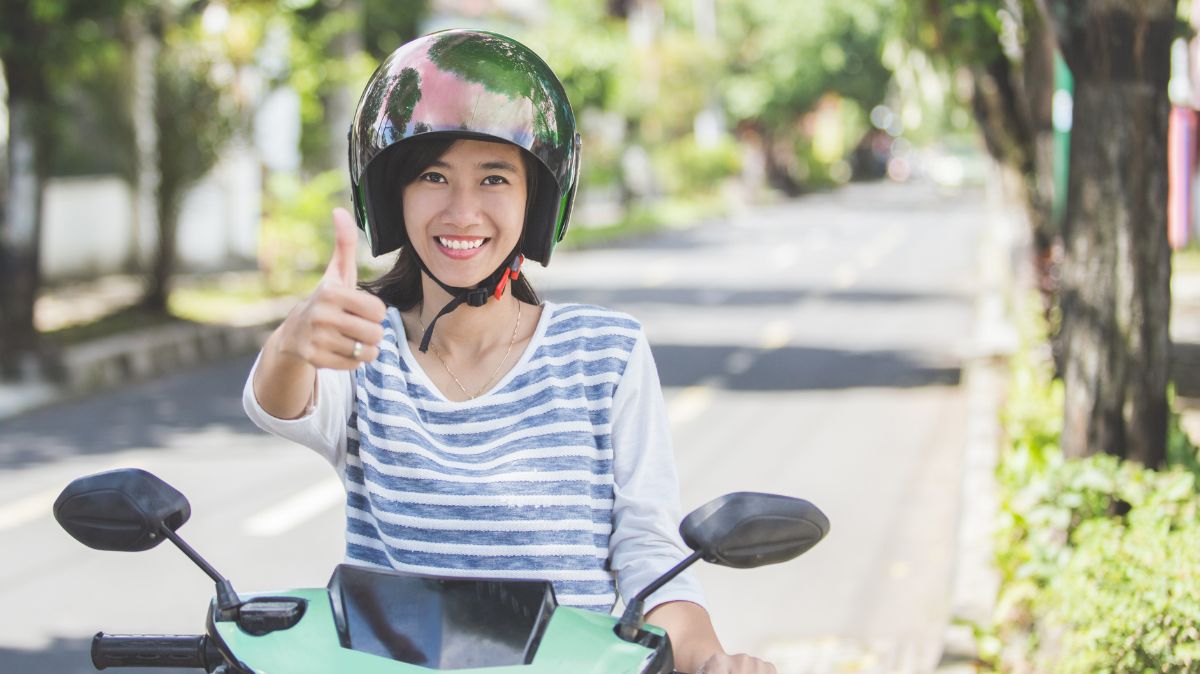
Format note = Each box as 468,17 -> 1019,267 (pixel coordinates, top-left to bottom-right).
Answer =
413,251 -> 524,353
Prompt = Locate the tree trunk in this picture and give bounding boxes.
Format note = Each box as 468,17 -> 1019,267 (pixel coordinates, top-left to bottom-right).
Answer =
1051,3 -> 1173,466
0,82 -> 46,378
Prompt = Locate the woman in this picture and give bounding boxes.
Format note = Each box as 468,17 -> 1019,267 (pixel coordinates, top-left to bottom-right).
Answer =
243,29 -> 774,674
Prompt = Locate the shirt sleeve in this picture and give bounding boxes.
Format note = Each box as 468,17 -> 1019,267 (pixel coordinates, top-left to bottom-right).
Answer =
241,350 -> 354,468
609,330 -> 707,613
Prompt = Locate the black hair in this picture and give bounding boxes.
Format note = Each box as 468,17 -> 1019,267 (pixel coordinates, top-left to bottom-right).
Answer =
359,136 -> 541,310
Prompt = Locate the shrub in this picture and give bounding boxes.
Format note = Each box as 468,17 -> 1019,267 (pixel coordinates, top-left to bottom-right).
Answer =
991,296 -> 1200,672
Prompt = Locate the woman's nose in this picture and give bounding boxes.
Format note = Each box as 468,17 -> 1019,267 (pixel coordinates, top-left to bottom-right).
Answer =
439,184 -> 484,227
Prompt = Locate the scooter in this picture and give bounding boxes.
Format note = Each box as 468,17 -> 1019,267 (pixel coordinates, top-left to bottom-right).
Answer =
54,468 -> 830,673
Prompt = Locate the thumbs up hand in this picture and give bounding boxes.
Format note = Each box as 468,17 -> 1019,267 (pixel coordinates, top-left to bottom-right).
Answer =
276,208 -> 389,370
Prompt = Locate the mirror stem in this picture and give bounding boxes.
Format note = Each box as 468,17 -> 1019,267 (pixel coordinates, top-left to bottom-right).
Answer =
160,526 -> 241,612
616,550 -> 704,642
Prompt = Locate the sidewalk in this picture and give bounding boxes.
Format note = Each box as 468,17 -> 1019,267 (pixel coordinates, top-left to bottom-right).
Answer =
0,274 -> 296,421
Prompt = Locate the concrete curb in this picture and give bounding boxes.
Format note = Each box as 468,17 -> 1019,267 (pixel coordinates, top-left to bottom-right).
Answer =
0,318 -> 279,421
934,168 -> 1023,673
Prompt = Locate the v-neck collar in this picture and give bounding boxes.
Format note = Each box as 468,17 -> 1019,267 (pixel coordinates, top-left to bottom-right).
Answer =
394,301 -> 554,404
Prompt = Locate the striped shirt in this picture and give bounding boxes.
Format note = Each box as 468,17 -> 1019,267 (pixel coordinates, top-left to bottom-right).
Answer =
244,302 -> 704,612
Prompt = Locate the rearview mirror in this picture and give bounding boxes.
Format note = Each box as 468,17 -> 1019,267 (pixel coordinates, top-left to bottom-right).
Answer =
53,468 -> 191,552
680,492 -> 829,568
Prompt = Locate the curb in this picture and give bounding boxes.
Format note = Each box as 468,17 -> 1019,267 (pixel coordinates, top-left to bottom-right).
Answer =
934,167 -> 1022,673
0,318 -> 279,421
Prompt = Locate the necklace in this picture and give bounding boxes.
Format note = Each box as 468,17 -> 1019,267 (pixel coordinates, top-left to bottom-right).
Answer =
416,302 -> 522,400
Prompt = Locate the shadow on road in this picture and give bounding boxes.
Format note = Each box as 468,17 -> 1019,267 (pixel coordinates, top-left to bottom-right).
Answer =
654,343 -> 962,391
0,356 -> 261,471
545,285 -> 969,309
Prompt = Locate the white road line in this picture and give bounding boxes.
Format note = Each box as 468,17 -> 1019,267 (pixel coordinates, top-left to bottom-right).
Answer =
0,459 -> 134,532
0,487 -> 62,532
760,320 -> 792,350
242,479 -> 345,537
643,266 -> 674,287
834,263 -> 857,289
668,383 -> 716,428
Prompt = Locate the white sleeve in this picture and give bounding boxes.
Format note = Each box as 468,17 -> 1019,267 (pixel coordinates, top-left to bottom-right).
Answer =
241,351 -> 353,468
609,331 -> 707,612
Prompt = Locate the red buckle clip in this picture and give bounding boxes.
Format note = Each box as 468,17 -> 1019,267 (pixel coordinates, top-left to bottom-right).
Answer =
493,255 -> 524,300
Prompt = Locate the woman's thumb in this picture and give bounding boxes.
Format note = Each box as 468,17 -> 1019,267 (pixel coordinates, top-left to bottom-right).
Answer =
324,208 -> 359,286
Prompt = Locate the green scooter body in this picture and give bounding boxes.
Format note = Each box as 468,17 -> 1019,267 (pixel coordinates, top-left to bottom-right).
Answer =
209,587 -> 669,674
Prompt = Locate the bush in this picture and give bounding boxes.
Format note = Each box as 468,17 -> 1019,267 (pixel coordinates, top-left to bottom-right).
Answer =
651,137 -> 742,197
992,296 -> 1200,672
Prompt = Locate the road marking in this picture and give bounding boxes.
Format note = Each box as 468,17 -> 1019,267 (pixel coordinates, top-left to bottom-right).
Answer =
0,486 -> 62,532
0,459 -> 134,532
643,266 -> 674,287
834,263 -> 857,289
760,320 -> 792,350
668,383 -> 716,428
243,479 -> 344,537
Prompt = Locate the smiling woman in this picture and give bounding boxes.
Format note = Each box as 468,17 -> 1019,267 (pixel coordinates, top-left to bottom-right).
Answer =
242,28 -> 777,674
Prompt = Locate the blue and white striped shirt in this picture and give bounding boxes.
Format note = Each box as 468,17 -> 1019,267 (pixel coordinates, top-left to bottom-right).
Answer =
245,302 -> 704,612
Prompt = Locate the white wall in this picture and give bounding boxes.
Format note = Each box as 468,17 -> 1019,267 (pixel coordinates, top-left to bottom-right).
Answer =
41,146 -> 261,281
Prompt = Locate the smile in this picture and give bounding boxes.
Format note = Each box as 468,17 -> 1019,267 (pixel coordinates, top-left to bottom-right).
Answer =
436,236 -> 488,250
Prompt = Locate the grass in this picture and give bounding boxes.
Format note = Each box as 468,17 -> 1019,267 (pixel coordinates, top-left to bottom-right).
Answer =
562,195 -> 722,250
42,304 -> 187,346
1174,246 -> 1200,275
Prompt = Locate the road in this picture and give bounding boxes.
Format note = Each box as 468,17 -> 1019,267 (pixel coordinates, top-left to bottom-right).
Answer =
0,180 -> 986,673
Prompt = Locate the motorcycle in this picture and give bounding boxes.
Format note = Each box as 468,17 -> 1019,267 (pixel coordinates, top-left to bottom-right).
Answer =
54,468 -> 830,673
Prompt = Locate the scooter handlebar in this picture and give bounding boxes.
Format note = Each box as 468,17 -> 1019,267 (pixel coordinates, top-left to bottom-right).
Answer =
91,633 -> 223,671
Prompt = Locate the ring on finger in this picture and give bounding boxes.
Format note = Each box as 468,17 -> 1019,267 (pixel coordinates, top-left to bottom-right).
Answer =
351,340 -> 363,359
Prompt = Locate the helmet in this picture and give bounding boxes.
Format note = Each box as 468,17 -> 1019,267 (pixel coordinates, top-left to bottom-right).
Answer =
348,28 -> 582,267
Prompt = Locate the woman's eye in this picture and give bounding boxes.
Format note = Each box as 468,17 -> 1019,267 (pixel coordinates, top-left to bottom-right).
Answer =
482,175 -> 509,186
419,172 -> 446,183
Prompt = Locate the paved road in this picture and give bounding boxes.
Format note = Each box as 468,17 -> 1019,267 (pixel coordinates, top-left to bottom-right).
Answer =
0,180 -> 985,673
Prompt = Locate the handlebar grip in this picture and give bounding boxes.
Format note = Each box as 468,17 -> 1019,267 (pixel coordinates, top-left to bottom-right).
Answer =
91,633 -> 223,671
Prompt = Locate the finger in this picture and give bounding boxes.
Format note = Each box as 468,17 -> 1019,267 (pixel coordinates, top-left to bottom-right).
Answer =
315,306 -> 386,347
323,207 -> 360,287
314,282 -> 388,324
310,332 -> 378,368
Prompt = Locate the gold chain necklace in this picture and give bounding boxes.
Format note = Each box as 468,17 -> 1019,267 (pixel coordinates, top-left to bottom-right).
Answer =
417,302 -> 522,400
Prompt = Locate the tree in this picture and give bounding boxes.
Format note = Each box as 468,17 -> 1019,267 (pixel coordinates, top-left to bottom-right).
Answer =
716,0 -> 893,193
0,0 -> 134,378
898,0 -> 1059,305
1041,0 -> 1177,466
141,17 -> 237,312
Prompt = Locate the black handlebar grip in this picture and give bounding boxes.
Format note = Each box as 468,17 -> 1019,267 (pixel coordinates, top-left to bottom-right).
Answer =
91,633 -> 223,671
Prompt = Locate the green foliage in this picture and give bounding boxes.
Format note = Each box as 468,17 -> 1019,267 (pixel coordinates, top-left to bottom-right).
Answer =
259,170 -> 343,293
155,38 -> 237,217
992,296 -> 1200,671
652,137 -> 741,196
718,0 -> 891,128
1041,490 -> 1200,673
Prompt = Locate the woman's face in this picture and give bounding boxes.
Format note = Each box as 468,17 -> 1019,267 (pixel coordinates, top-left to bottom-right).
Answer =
402,139 -> 527,288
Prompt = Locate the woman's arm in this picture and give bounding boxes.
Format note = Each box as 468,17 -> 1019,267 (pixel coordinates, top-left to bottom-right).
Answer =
646,601 -> 776,674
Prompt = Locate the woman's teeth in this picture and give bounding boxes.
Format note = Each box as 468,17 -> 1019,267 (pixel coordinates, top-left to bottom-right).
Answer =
437,237 -> 486,250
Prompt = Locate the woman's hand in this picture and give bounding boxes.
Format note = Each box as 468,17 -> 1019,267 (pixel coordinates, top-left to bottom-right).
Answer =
252,208 -> 387,420
276,208 -> 387,370
646,602 -> 777,674
694,653 -> 777,674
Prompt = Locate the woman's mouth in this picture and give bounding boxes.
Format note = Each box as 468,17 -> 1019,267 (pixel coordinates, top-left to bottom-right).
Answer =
435,236 -> 489,259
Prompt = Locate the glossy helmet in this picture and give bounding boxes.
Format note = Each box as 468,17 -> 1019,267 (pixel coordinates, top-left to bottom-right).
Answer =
348,28 -> 582,267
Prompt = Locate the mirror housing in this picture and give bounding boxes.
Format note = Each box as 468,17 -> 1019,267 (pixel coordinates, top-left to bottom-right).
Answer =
53,468 -> 190,552
617,491 -> 830,643
681,492 -> 829,568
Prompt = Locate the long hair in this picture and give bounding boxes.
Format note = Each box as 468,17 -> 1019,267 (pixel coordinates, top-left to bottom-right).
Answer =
359,136 -> 541,310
